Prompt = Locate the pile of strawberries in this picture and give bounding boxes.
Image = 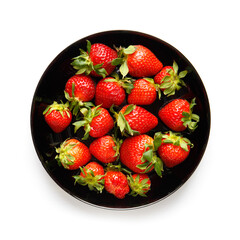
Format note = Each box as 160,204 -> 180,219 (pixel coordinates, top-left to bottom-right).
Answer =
43,40 -> 200,199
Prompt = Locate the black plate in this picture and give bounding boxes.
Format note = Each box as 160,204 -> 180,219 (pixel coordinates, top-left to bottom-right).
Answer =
31,30 -> 210,209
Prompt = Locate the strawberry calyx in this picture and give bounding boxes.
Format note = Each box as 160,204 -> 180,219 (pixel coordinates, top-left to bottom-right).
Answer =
105,163 -> 132,175
111,135 -> 123,159
73,167 -> 105,193
160,61 -> 187,96
127,174 -> 151,197
137,141 -> 164,177
43,101 -> 71,118
112,45 -> 136,78
110,104 -> 140,137
181,98 -> 200,132
157,131 -> 193,152
71,40 -> 108,78
55,140 -> 77,169
104,72 -> 135,94
73,105 -> 102,140
64,82 -> 94,119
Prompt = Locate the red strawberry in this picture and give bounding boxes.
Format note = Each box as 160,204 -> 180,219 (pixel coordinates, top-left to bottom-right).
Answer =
73,161 -> 105,193
71,40 -> 118,78
111,104 -> 158,136
89,135 -> 122,164
154,61 -> 187,96
112,45 -> 163,78
120,134 -> 163,176
104,170 -> 130,199
158,98 -> 199,132
95,74 -> 133,108
55,138 -> 91,170
73,106 -> 114,139
65,74 -> 95,102
157,131 -> 193,168
128,174 -> 151,197
128,78 -> 160,105
43,101 -> 72,133
64,74 -> 95,116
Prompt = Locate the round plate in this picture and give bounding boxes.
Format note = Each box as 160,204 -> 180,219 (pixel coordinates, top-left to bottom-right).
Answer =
31,30 -> 210,209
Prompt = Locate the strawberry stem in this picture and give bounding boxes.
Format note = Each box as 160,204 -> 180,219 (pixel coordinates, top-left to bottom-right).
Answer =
71,40 -> 108,78
181,98 -> 200,132
160,61 -> 188,97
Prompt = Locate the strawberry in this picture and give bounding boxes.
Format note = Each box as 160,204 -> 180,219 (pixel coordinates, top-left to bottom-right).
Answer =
120,134 -> 163,176
95,73 -> 134,108
128,78 -> 161,105
43,101 -> 72,133
64,74 -> 95,117
158,98 -> 200,132
55,138 -> 91,170
73,106 -> 114,139
111,104 -> 158,136
73,161 -> 105,193
71,40 -> 118,78
154,61 -> 187,97
89,135 -> 122,164
104,170 -> 130,199
112,45 -> 163,78
128,174 -> 151,197
156,131 -> 193,168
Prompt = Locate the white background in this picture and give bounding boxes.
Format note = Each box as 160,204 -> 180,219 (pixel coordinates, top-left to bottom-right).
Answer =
1,0 -> 239,239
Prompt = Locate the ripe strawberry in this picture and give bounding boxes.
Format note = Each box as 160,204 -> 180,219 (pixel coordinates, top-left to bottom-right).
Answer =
158,98 -> 199,132
95,74 -> 133,108
120,134 -> 163,176
43,101 -> 72,133
154,61 -> 187,97
64,74 -> 95,116
128,78 -> 161,105
104,170 -> 130,199
111,104 -> 158,136
128,174 -> 151,197
71,40 -> 118,78
73,106 -> 114,139
156,131 -> 193,168
55,138 -> 91,170
112,45 -> 163,78
89,135 -> 122,164
73,161 -> 105,193
65,74 -> 95,102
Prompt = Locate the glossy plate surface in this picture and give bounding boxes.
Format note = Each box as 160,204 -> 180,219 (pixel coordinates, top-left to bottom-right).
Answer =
31,30 -> 210,209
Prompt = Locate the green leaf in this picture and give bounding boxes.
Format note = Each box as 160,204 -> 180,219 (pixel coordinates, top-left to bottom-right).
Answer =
137,162 -> 150,170
172,61 -> 179,73
142,149 -> 153,162
123,104 -> 135,115
43,105 -> 51,115
160,81 -> 172,89
104,78 -> 118,83
179,70 -> 188,78
120,61 -> 129,78
180,140 -> 189,152
123,45 -> 136,54
76,68 -> 87,75
111,58 -> 124,66
86,40 -> 91,54
73,120 -> 86,133
117,113 -> 126,132
163,85 -> 176,96
153,132 -> 162,150
154,158 -> 163,177
182,111 -> 190,117
144,163 -> 154,173
191,114 -> 200,122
